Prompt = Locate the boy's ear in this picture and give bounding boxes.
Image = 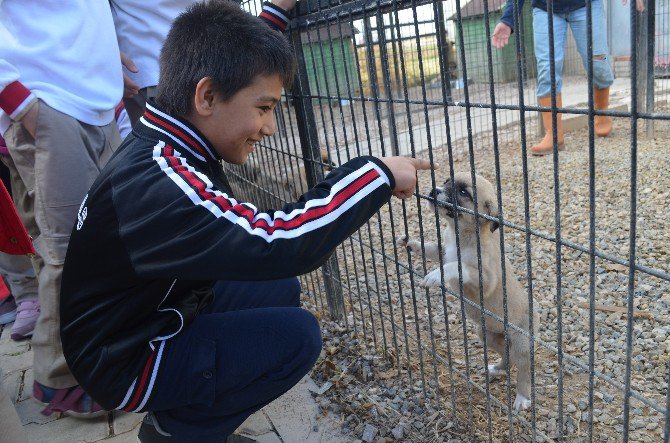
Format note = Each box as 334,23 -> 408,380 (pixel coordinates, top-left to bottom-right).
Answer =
193,77 -> 218,117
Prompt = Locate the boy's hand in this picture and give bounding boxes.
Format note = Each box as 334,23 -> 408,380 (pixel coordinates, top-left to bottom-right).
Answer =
121,52 -> 140,99
271,0 -> 297,11
492,22 -> 512,49
380,156 -> 434,199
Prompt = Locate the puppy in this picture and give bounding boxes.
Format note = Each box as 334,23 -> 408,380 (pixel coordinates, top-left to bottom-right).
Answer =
399,172 -> 539,412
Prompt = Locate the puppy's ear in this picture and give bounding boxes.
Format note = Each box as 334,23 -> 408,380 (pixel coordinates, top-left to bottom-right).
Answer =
485,200 -> 500,232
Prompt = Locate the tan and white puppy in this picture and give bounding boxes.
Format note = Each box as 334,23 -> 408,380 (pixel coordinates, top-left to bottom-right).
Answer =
399,172 -> 539,412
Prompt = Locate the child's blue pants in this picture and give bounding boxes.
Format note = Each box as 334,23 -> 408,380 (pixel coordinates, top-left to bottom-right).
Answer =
145,277 -> 322,442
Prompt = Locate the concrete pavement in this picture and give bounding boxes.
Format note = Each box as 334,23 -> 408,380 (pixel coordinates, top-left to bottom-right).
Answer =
0,323 -> 344,443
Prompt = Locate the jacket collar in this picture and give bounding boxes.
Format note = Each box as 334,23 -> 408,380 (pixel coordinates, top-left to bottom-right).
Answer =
137,100 -> 220,163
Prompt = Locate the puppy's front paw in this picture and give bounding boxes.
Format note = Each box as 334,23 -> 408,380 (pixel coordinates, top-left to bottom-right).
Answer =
421,268 -> 442,288
513,393 -> 532,412
487,364 -> 507,380
397,235 -> 422,254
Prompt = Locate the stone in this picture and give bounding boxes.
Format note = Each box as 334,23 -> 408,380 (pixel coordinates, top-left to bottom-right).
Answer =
391,424 -> 405,439
362,424 -> 378,442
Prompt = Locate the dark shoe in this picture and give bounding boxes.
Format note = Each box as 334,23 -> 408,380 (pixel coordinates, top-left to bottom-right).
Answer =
138,413 -> 175,442
226,435 -> 257,442
137,413 -> 259,443
33,381 -> 106,418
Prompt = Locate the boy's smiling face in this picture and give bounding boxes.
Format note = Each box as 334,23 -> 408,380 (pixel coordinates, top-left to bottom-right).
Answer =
190,74 -> 284,164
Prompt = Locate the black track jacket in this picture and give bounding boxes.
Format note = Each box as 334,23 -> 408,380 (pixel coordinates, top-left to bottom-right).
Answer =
60,100 -> 394,412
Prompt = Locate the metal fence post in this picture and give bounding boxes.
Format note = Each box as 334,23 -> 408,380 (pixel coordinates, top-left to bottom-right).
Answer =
364,17 -> 381,122
289,29 -> 345,320
435,1 -> 453,101
635,0 -> 653,138
377,12 -> 400,155
645,0 -> 655,138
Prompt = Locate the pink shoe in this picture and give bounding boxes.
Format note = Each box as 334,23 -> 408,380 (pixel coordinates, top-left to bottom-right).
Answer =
33,381 -> 106,418
10,299 -> 39,341
0,297 -> 17,325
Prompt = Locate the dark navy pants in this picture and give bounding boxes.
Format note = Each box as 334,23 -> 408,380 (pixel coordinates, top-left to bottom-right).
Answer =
145,278 -> 322,442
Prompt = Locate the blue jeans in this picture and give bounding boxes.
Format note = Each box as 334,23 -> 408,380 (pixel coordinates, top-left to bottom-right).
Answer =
144,278 -> 322,442
533,0 -> 614,97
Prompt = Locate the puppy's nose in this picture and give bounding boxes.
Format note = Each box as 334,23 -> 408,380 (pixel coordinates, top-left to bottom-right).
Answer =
428,188 -> 440,200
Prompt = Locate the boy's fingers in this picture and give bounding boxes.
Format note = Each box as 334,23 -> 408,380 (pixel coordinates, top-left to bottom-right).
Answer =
120,52 -> 139,73
409,158 -> 436,170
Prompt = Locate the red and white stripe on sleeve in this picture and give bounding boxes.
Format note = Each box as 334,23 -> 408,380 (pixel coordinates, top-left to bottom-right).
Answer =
152,141 -> 391,243
259,1 -> 290,32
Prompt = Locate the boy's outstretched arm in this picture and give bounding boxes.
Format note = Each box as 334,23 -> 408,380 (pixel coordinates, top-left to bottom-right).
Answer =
115,154 -> 433,282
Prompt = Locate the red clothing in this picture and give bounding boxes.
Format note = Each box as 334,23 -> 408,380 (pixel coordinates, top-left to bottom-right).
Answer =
0,180 -> 34,255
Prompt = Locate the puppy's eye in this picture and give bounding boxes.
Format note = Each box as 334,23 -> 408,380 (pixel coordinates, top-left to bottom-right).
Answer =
459,189 -> 468,196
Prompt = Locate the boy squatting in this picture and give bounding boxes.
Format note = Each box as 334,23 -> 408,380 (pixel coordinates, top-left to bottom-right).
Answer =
59,1 -> 432,441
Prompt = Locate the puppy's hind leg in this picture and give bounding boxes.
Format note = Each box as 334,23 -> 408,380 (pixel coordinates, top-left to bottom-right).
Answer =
485,331 -> 509,380
510,334 -> 533,412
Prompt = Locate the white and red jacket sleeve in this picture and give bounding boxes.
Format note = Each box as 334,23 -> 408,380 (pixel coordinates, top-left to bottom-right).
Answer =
0,59 -> 36,124
115,154 -> 395,281
259,1 -> 291,32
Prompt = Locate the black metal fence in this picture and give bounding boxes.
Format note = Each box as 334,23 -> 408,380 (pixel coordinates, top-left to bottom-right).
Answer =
232,0 -> 670,441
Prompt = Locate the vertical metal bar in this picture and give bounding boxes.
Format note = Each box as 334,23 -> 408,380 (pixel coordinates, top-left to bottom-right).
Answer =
646,0 -> 656,138
364,17 -> 381,123
452,0 -> 495,439
451,0 -> 483,440
352,12 -> 389,357
331,16 -> 372,335
481,0 -> 515,438
636,0 -> 649,137
665,362 -> 670,443
377,12 -> 399,156
623,0 -> 640,439
348,11 -> 382,348
435,2 -> 453,100
406,0 -> 445,403
517,0 -> 528,85
388,13 -> 404,95
321,17 -> 352,332
585,1 -> 596,442
390,7 -> 420,387
545,0 -> 565,438
429,0 -> 463,425
289,30 -> 345,320
361,10 -> 392,356
510,0 -> 538,438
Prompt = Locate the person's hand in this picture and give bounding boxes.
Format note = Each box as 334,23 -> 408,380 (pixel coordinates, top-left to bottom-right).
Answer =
271,0 -> 297,12
121,52 -> 140,99
492,22 -> 512,49
380,156 -> 435,199
20,101 -> 38,139
622,0 -> 645,12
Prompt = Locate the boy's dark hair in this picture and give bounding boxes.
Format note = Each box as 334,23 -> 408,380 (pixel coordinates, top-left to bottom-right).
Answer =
156,0 -> 296,116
